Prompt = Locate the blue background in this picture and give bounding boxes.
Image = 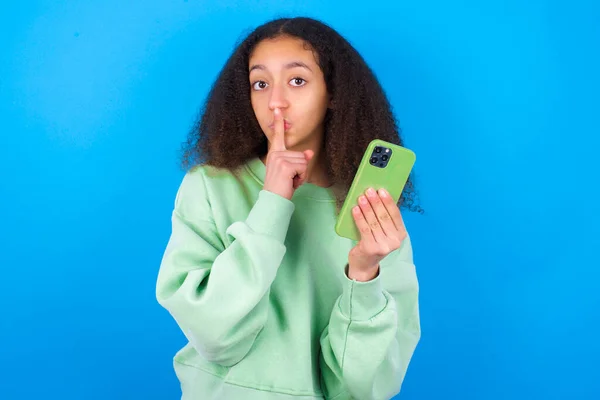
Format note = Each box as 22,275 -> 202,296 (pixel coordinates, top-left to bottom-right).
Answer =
1,1 -> 598,399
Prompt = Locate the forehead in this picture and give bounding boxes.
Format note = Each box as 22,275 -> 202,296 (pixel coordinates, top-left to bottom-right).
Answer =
249,36 -> 318,66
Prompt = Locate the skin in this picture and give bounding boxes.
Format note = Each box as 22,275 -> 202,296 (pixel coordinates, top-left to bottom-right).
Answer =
249,35 -> 330,187
348,188 -> 408,281
249,36 -> 407,281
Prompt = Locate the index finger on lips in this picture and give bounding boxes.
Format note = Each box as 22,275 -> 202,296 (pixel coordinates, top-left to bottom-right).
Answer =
271,108 -> 287,152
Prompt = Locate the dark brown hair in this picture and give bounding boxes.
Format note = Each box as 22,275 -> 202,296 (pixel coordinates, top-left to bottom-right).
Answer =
181,16 -> 422,214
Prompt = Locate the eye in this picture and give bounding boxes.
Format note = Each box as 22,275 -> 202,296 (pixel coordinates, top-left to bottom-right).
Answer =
289,77 -> 307,87
252,81 -> 268,91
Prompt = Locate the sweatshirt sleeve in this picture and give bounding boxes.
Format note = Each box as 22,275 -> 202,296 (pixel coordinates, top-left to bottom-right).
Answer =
319,234 -> 421,400
155,170 -> 295,367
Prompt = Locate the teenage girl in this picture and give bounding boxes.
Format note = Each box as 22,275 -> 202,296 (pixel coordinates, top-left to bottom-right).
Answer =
156,16 -> 421,400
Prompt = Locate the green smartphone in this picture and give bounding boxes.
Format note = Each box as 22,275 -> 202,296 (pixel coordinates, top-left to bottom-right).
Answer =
334,138 -> 416,241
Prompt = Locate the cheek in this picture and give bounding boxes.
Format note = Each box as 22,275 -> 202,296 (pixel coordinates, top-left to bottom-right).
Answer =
298,93 -> 328,126
250,97 -> 268,125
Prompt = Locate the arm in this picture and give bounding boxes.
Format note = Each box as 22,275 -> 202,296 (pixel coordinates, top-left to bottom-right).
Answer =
156,171 -> 294,367
319,235 -> 421,400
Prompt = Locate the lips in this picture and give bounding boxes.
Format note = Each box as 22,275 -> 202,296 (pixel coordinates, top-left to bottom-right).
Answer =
268,121 -> 292,130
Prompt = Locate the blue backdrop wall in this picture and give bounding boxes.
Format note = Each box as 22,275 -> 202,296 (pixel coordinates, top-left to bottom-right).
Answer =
1,1 -> 598,399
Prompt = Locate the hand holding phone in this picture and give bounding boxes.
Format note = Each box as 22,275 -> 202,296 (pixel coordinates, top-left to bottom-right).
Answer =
335,139 -> 415,280
345,185 -> 409,280
335,139 -> 416,241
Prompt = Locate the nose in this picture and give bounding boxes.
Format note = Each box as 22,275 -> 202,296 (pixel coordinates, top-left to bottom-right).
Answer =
268,83 -> 289,111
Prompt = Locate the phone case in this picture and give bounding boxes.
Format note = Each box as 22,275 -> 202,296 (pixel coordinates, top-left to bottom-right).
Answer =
334,138 -> 416,241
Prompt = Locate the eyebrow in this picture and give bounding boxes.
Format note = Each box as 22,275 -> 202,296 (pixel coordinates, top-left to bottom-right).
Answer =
249,61 -> 313,73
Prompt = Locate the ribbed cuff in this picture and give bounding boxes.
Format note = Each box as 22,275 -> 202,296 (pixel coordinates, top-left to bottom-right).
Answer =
246,190 -> 295,242
339,271 -> 388,321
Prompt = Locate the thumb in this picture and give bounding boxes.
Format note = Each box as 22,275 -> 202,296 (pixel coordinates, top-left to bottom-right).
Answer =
293,150 -> 315,189
303,149 -> 315,162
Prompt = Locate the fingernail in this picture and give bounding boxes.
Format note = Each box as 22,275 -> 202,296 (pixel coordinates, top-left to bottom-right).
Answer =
378,188 -> 388,197
366,188 -> 376,197
359,196 -> 367,204
353,206 -> 360,214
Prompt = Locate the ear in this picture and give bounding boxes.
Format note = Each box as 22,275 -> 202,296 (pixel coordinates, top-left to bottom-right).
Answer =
328,95 -> 334,109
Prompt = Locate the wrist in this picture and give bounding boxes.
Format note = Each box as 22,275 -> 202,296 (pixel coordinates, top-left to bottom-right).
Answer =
346,263 -> 380,282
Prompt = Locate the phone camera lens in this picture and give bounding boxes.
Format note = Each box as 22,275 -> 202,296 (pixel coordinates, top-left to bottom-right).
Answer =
381,155 -> 389,161
375,147 -> 382,153
370,157 -> 378,164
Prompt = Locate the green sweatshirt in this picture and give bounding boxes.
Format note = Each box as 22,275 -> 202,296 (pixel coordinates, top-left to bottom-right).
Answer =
156,157 -> 421,400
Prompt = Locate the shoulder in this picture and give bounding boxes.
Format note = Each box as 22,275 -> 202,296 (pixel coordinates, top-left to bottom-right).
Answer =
176,164 -> 210,202
173,162 -> 251,217
173,164 -> 219,220
177,162 -> 240,194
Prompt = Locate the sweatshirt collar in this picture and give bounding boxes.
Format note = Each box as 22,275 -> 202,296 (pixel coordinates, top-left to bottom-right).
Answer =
245,157 -> 337,201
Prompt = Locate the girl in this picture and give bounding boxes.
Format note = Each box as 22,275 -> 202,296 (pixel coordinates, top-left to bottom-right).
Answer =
156,17 -> 421,400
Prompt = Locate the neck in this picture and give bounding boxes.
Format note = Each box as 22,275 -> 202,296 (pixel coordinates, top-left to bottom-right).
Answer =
305,147 -> 331,188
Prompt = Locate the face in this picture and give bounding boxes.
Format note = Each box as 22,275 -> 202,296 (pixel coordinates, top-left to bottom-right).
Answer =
248,35 -> 330,151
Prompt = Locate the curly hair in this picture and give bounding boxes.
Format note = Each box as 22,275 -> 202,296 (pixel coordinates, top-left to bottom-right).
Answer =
181,16 -> 422,214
